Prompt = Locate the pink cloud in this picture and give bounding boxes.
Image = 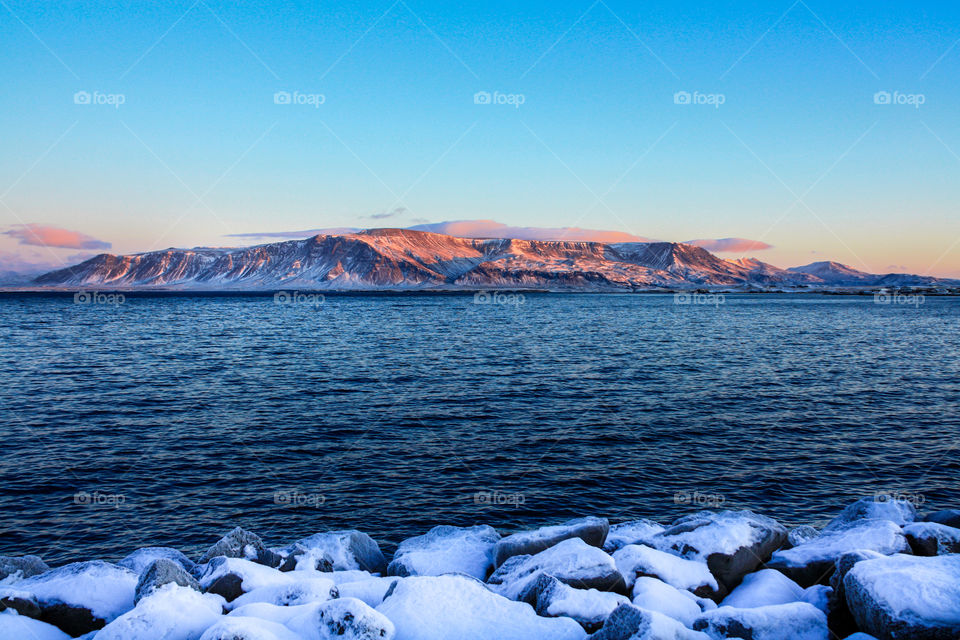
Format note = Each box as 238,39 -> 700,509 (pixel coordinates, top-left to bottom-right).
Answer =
685,237 -> 773,252
3,224 -> 111,250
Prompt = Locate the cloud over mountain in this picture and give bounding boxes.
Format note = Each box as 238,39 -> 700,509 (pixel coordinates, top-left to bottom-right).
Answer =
3,224 -> 111,250
685,237 -> 774,253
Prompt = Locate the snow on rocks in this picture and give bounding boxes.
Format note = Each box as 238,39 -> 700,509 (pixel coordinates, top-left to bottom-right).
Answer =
286,597 -> 395,640
719,568 -> 803,608
787,526 -> 820,548
766,519 -> 909,587
226,577 -> 338,610
693,602 -> 830,640
519,573 -> 628,632
336,577 -> 400,607
603,520 -> 666,553
134,558 -> 201,604
648,511 -> 787,597
923,509 -> 960,529
492,517 -> 609,568
487,537 -> 625,600
376,574 -> 586,640
14,560 -> 137,636
822,497 -> 916,534
387,525 -> 499,580
903,521 -> 960,556
0,612 -> 72,640
118,547 -> 197,576
199,616 -> 304,640
630,576 -> 705,627
843,554 -> 960,639
283,530 -> 387,574
590,603 -> 710,640
198,557 -> 335,603
95,583 -> 225,640
612,544 -> 719,599
0,555 -> 50,582
199,527 -> 282,568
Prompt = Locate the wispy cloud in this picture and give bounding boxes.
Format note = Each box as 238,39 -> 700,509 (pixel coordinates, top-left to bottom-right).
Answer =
685,237 -> 774,253
3,224 -> 111,250
368,207 -> 408,220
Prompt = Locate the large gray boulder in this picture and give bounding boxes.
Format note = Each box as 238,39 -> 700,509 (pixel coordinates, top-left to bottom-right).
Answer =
135,558 -> 201,603
492,517 -> 608,568
693,602 -> 829,640
767,519 -> 909,587
284,530 -> 387,574
823,497 -> 916,533
198,527 -> 282,567
118,546 -> 197,575
648,511 -> 787,597
519,573 -> 629,632
612,544 -> 719,600
844,554 -> 960,640
487,537 -> 625,599
387,525 -> 500,580
903,522 -> 960,556
0,555 -> 50,581
591,603 -> 709,640
923,509 -> 960,529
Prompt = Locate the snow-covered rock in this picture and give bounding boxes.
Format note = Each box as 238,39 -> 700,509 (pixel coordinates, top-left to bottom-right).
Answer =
199,616 -> 303,640
903,521 -> 960,556
387,525 -> 499,580
829,550 -> 886,605
719,568 -> 803,608
199,527 -> 281,568
492,517 -> 608,568
844,554 -> 960,639
0,555 -> 50,582
376,574 -> 586,640
198,557 -> 332,602
135,558 -> 201,603
278,544 -> 334,573
284,531 -> 387,574
226,576 -> 337,610
591,603 -> 709,640
767,519 -> 909,587
118,547 -> 197,576
822,497 -> 916,533
923,509 -> 960,529
612,544 -> 718,598
16,561 -> 137,636
693,602 -> 829,640
487,537 -> 624,600
95,583 -> 225,640
0,612 -> 72,640
843,634 -> 879,640
337,577 -> 399,607
649,511 -> 787,596
286,597 -> 395,640
603,520 -> 666,553
787,526 -> 820,548
519,573 -> 628,632
631,576 -> 704,627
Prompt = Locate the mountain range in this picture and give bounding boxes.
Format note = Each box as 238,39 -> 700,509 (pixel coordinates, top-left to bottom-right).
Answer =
27,228 -> 956,291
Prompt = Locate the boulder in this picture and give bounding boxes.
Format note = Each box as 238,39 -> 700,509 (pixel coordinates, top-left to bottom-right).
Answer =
199,616 -> 303,640
492,517 -> 608,568
286,596 -> 396,639
376,574 -> 586,640
649,511 -> 787,595
487,537 -> 625,599
96,584 -> 225,640
903,522 -> 960,556
135,558 -> 201,604
284,530 -> 387,574
612,544 -> 719,599
829,550 -> 886,602
923,509 -> 960,529
0,613 -> 72,640
822,497 -> 916,533
787,526 -> 820,549
844,554 -> 960,639
631,576 -> 704,627
16,560 -> 137,636
387,525 -> 500,580
227,576 -> 337,610
519,573 -> 628,632
693,602 -> 829,640
337,577 -> 400,607
0,555 -> 50,581
603,520 -> 666,553
118,547 -> 197,575
199,527 -> 282,567
767,519 -> 909,587
198,557 -> 296,602
0,587 -> 41,618
720,568 -> 803,608
278,544 -> 334,572
590,603 -> 709,640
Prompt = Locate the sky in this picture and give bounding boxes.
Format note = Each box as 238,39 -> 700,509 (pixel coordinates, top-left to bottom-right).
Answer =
1,0 -> 959,276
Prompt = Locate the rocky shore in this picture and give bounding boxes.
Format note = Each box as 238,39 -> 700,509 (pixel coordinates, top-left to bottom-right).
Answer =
2,497 -> 959,640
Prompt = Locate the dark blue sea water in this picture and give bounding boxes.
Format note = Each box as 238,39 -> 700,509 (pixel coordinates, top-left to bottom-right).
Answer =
1,292 -> 958,565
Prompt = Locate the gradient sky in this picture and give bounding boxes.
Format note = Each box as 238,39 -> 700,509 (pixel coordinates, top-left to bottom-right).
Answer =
1,0 -> 959,275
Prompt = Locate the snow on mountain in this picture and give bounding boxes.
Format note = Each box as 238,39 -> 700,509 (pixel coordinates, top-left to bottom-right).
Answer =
30,229 -> 954,291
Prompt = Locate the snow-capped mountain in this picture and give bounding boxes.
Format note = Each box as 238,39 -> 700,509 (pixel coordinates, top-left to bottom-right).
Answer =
30,229 -> 953,291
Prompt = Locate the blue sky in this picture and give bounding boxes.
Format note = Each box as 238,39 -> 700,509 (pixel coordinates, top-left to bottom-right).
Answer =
1,0 -> 959,275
